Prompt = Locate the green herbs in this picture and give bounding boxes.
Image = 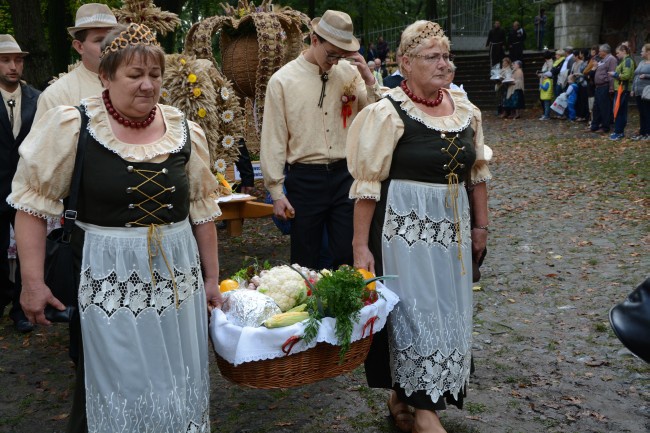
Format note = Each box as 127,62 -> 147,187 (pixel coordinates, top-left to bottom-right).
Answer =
303,266 -> 366,361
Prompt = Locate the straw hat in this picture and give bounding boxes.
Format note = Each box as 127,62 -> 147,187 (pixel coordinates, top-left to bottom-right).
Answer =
311,10 -> 359,52
67,3 -> 118,37
0,34 -> 28,55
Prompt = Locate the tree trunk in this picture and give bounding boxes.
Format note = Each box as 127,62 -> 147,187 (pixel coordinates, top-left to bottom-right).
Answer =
47,0 -> 73,77
308,0 -> 315,19
8,0 -> 52,89
157,0 -> 188,54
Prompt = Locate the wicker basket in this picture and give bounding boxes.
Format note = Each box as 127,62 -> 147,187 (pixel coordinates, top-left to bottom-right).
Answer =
216,336 -> 372,389
221,32 -> 259,98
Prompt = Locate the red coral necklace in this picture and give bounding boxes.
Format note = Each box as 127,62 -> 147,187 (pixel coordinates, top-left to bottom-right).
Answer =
102,90 -> 157,129
400,80 -> 444,107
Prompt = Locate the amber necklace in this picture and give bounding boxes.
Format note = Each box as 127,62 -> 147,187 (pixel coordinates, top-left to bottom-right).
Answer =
102,90 -> 157,129
400,80 -> 444,107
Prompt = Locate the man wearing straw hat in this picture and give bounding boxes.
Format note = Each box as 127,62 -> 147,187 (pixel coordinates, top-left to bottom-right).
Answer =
261,10 -> 381,270
34,3 -> 117,122
0,34 -> 40,334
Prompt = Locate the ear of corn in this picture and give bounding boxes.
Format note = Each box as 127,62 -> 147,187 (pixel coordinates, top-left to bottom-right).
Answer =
286,303 -> 307,312
263,311 -> 309,328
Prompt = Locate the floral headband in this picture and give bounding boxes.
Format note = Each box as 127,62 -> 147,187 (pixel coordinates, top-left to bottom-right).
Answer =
403,21 -> 446,56
101,23 -> 160,58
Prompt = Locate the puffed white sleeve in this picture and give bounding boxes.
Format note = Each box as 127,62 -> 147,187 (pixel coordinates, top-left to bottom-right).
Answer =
7,106 -> 82,220
346,99 -> 404,201
469,105 -> 493,184
186,121 -> 222,224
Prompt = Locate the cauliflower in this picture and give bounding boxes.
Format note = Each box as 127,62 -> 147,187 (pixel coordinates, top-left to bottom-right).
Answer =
256,265 -> 309,312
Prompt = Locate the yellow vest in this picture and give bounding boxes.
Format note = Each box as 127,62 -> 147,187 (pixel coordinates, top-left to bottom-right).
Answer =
540,77 -> 554,100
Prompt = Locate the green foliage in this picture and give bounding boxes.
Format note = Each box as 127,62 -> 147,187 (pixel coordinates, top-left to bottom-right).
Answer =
303,265 -> 366,361
231,257 -> 271,281
493,0 -> 555,50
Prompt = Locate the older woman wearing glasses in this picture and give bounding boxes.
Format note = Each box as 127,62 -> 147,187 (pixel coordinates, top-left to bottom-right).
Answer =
347,21 -> 492,433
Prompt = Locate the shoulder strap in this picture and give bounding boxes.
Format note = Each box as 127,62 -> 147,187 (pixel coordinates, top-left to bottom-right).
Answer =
61,106 -> 89,242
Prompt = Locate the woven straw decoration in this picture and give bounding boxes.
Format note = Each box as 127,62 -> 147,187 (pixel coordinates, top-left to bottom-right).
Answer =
183,2 -> 311,138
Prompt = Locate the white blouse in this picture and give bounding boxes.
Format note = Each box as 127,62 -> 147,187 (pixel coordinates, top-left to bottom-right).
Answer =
8,95 -> 221,224
346,86 -> 493,201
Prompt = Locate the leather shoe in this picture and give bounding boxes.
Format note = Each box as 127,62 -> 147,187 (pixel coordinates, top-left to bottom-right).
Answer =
14,319 -> 35,333
609,278 -> 650,363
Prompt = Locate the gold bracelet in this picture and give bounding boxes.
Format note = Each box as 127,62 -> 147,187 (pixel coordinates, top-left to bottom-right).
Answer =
473,225 -> 489,231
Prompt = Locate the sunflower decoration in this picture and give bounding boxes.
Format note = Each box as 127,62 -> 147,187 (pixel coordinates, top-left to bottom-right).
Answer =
112,0 -> 181,35
183,0 -> 311,138
160,54 -> 245,197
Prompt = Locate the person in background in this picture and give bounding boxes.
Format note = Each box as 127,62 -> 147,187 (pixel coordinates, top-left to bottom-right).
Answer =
570,49 -> 589,122
34,3 -> 117,122
10,23 -> 222,432
485,20 -> 506,68
367,42 -> 378,61
557,46 -> 575,96
547,49 -> 566,101
583,45 -> 601,123
588,44 -> 618,134
368,60 -> 383,86
376,35 -> 389,63
358,37 -> 366,59
446,61 -> 466,94
383,48 -> 404,89
565,74 -> 579,121
495,56 -> 513,117
534,8 -> 547,51
630,43 -> 650,140
507,21 -> 525,64
608,44 -> 636,140
503,59 -> 525,119
260,10 -> 381,270
539,72 -> 553,120
0,35 -> 40,333
374,58 -> 385,85
348,20 -> 491,433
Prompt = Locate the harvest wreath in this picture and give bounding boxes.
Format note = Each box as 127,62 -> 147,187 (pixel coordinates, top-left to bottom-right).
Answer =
210,264 -> 399,388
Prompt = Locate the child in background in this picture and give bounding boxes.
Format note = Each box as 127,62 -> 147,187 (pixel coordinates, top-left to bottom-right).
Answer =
539,74 -> 554,120
565,74 -> 579,121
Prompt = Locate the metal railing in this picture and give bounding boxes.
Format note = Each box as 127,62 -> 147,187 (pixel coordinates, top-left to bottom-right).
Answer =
361,0 -> 492,54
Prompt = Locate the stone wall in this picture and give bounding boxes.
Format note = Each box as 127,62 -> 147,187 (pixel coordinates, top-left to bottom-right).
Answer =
554,0 -> 603,49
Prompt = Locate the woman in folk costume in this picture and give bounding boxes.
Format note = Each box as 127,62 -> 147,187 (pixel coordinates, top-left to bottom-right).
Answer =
11,24 -> 222,432
347,21 -> 492,433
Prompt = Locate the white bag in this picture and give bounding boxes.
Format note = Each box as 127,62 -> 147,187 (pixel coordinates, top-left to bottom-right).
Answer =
642,86 -> 650,101
551,92 -> 568,115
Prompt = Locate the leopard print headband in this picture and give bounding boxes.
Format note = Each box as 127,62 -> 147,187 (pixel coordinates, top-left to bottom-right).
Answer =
101,23 -> 159,59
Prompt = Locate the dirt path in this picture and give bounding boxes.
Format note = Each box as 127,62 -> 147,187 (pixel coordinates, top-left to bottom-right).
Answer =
1,109 -> 648,433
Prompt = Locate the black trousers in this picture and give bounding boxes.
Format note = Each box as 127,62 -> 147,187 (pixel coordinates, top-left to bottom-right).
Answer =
591,86 -> 612,132
284,161 -> 354,270
0,209 -> 26,322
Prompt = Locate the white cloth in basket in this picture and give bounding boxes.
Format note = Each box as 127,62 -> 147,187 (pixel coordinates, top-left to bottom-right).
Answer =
210,283 -> 399,366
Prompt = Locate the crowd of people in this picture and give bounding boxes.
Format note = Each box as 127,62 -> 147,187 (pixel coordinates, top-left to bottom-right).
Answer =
489,41 -> 650,141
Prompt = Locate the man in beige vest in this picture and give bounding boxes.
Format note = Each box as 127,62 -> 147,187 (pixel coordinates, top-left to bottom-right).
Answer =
34,3 -> 117,122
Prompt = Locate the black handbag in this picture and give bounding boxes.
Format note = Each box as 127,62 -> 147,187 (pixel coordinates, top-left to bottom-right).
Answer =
609,278 -> 650,363
43,107 -> 88,322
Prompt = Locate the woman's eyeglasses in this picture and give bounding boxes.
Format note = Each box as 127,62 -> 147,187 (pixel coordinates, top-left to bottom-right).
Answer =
412,53 -> 455,64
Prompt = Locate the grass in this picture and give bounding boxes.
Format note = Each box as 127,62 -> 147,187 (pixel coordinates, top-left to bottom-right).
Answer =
594,322 -> 608,333
465,402 -> 488,415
